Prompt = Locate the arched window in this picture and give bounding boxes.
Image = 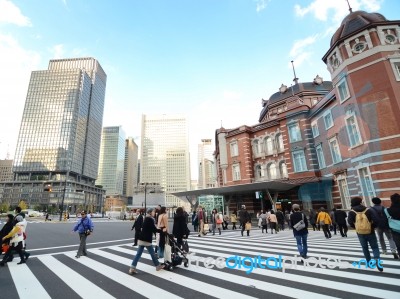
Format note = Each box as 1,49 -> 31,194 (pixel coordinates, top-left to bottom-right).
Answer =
265,137 -> 273,154
276,134 -> 284,152
267,163 -> 277,180
279,162 -> 288,178
256,165 -> 264,178
253,140 -> 260,155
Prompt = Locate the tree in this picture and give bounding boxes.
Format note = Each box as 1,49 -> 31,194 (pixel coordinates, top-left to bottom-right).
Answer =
0,202 -> 10,213
18,200 -> 28,210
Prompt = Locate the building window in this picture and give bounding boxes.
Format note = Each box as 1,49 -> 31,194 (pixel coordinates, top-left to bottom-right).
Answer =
337,176 -> 351,209
390,58 -> 400,81
292,150 -> 307,172
345,113 -> 362,147
267,163 -> 277,179
276,134 -> 284,152
311,121 -> 319,137
352,39 -> 366,54
288,123 -> 302,143
265,137 -> 273,154
337,77 -> 350,103
253,140 -> 261,155
358,167 -> 375,207
323,110 -> 334,130
256,165 -> 264,178
232,164 -> 241,181
230,142 -> 238,157
279,162 -> 288,178
329,137 -> 342,164
315,144 -> 326,169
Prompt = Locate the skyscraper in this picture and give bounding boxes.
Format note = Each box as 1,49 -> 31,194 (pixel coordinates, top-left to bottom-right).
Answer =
197,139 -> 216,189
1,58 -> 107,212
97,126 -> 126,196
140,114 -> 190,207
123,137 -> 139,197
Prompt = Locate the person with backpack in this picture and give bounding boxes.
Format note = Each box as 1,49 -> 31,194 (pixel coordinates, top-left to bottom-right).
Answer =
290,204 -> 309,259
348,197 -> 383,272
316,207 -> 332,239
385,193 -> 400,256
370,197 -> 398,259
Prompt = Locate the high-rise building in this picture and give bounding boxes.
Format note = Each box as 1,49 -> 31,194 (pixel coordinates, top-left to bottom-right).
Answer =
140,114 -> 190,207
123,137 -> 139,197
97,126 -> 126,196
0,58 -> 106,212
197,139 -> 216,189
0,160 -> 13,182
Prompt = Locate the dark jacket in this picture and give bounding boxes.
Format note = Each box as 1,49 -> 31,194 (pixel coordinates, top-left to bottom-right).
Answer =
276,210 -> 285,223
238,209 -> 250,223
192,213 -> 199,226
386,205 -> 400,221
138,216 -> 161,243
348,205 -> 375,234
0,221 -> 14,241
132,214 -> 144,231
370,205 -> 389,229
334,210 -> 348,225
290,212 -> 308,236
173,214 -> 189,239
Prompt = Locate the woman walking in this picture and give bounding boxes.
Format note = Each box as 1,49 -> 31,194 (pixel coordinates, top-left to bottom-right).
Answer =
173,207 -> 190,249
192,211 -> 199,233
231,210 -> 237,230
129,208 -> 164,274
211,209 -> 222,235
157,206 -> 168,260
1,216 -> 27,266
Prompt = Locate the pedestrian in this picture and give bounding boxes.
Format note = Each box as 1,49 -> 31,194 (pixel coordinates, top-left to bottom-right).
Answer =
0,214 -> 15,260
384,193 -> 400,257
370,197 -> 398,259
223,214 -> 229,230
309,209 -> 317,231
45,212 -> 50,221
72,211 -> 94,258
230,210 -> 237,230
131,209 -> 143,246
285,211 -> 291,229
197,206 -> 207,236
348,197 -> 383,272
211,209 -> 222,235
192,211 -> 199,233
276,209 -> 285,231
260,210 -> 268,233
129,208 -> 164,274
334,206 -> 348,237
238,205 -> 251,237
330,209 -> 337,235
173,207 -> 190,249
154,205 -> 162,255
1,215 -> 27,266
268,210 -> 278,234
290,204 -> 309,259
257,211 -> 262,228
157,206 -> 168,260
316,207 -> 332,239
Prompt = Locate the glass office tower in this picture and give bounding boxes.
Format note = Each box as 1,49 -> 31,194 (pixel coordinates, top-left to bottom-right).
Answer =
1,58 -> 107,212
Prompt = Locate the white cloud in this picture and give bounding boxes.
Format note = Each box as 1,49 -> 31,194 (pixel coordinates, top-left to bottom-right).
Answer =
289,35 -> 318,57
0,0 -> 32,26
255,0 -> 270,13
50,44 -> 64,59
0,34 -> 41,159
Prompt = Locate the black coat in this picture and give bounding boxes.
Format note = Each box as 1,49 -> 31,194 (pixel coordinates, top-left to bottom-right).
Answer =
0,221 -> 13,241
132,214 -> 144,231
173,214 -> 189,239
387,205 -> 400,221
334,210 -> 348,225
138,216 -> 160,243
290,212 -> 308,236
238,209 -> 250,223
348,205 -> 375,234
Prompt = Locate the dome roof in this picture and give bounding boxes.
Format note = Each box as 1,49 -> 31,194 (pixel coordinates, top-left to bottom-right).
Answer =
330,11 -> 387,47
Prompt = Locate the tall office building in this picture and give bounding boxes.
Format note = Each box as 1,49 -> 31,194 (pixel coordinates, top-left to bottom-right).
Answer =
97,126 -> 126,196
0,58 -> 106,212
0,160 -> 13,182
140,114 -> 190,207
197,139 -> 216,189
123,137 -> 139,197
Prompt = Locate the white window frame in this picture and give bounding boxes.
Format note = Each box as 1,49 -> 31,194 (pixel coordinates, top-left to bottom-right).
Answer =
267,163 -> 277,180
390,58 -> 400,81
264,136 -> 273,154
279,162 -> 288,178
357,167 -> 375,207
253,139 -> 261,155
287,123 -> 302,143
276,134 -> 284,152
337,176 -> 351,209
232,164 -> 241,181
345,112 -> 363,148
292,150 -> 307,172
336,77 -> 351,103
256,164 -> 264,178
230,141 -> 238,157
323,110 -> 334,130
329,137 -> 342,164
315,144 -> 326,169
311,121 -> 319,137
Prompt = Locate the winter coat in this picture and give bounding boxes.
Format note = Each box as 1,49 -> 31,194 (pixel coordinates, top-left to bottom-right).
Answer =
132,214 -> 144,231
230,214 -> 237,223
238,209 -> 250,224
316,211 -> 332,225
290,212 -> 309,236
370,205 -> 389,229
139,216 -> 161,243
173,214 -> 189,239
334,210 -> 348,225
276,211 -> 285,224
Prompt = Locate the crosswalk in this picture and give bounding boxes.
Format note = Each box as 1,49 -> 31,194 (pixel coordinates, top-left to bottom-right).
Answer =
0,229 -> 399,299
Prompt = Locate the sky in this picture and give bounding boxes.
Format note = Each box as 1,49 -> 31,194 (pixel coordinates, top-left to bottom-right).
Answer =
0,0 -> 399,180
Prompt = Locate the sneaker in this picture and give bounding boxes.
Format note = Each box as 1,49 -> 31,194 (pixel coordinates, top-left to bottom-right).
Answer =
393,251 -> 399,259
17,260 -> 26,265
75,255 -> 81,258
377,264 -> 384,272
156,264 -> 164,271
129,267 -> 138,274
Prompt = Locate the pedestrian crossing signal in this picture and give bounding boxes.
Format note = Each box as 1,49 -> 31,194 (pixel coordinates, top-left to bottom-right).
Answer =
255,191 -> 264,199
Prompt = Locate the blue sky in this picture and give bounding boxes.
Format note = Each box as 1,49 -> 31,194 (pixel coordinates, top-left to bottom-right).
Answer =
0,0 -> 399,179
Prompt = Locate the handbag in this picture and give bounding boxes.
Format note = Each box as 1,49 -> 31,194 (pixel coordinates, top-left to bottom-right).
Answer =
1,244 -> 9,254
293,213 -> 306,231
245,222 -> 252,230
216,215 -> 223,224
203,223 -> 209,231
384,209 -> 400,233
164,242 -> 172,263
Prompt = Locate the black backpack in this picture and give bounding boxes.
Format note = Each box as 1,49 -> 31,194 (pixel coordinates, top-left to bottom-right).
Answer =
370,205 -> 389,229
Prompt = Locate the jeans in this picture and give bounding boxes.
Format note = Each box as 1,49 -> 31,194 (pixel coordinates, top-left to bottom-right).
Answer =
131,245 -> 160,268
357,233 -> 380,261
295,234 -> 308,257
77,233 -> 88,256
375,228 -> 396,252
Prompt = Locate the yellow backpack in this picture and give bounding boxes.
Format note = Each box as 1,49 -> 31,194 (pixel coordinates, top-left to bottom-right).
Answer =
353,209 -> 371,234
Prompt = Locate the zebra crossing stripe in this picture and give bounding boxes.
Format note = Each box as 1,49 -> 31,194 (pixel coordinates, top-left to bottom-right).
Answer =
37,255 -> 115,299
8,261 -> 51,299
63,251 -> 183,299
92,247 -> 261,299
110,246 -> 340,299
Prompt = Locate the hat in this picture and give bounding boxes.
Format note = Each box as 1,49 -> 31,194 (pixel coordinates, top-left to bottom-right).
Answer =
292,204 -> 300,210
372,197 -> 381,204
241,205 -> 246,209
15,215 -> 24,222
146,208 -> 154,214
351,197 -> 363,207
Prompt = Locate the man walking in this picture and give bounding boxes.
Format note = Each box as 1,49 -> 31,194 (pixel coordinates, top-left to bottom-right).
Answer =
348,197 -> 383,272
334,206 -> 348,237
238,205 -> 251,237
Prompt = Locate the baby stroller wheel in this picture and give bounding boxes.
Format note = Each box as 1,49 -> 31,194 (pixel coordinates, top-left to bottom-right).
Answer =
168,265 -> 173,271
184,262 -> 188,267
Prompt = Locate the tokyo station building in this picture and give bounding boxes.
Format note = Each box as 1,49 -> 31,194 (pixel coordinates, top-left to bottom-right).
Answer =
175,10 -> 400,214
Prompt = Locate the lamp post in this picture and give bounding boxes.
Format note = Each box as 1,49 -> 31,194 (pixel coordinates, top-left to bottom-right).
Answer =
144,183 -> 148,211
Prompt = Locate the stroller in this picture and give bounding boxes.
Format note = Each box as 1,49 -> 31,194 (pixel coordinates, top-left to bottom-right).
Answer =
164,233 -> 189,271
